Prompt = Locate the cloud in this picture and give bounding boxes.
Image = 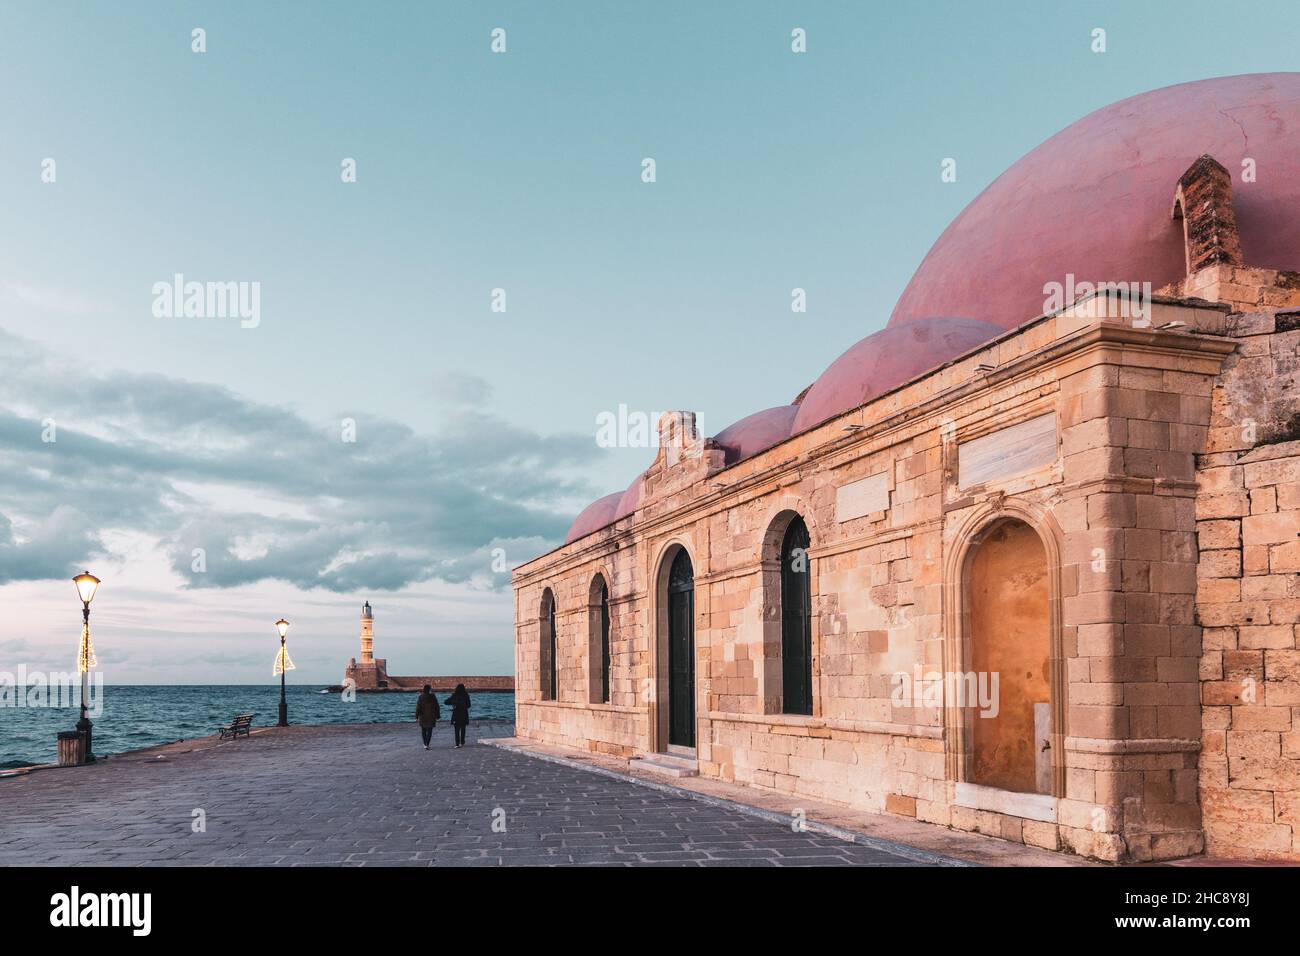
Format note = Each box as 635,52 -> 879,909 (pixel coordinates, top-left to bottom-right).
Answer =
0,506 -> 101,583
430,371 -> 494,406
0,325 -> 597,592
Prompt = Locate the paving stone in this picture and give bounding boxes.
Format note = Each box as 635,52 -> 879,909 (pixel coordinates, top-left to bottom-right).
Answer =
0,721 -> 939,867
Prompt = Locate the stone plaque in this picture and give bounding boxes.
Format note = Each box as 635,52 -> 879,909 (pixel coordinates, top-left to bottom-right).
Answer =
958,412 -> 1057,488
836,472 -> 890,522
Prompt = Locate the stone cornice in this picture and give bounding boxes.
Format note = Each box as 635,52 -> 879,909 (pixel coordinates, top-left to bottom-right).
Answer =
1059,476 -> 1200,499
1065,736 -> 1202,754
706,709 -> 944,740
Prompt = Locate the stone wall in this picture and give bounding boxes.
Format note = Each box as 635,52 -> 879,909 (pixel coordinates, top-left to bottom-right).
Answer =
1194,307 -> 1300,861
382,675 -> 515,691
344,656 -> 513,692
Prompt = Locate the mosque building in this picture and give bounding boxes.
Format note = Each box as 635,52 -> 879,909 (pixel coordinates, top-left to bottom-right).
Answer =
512,73 -> 1300,862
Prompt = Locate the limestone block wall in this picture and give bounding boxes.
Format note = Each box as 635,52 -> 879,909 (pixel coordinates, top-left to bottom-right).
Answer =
514,534 -> 648,756
1048,342 -> 1220,861
1195,308 -> 1300,861
346,658 -> 386,690
701,437 -> 946,809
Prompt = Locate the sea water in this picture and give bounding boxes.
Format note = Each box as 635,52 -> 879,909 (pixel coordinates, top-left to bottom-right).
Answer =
0,684 -> 515,769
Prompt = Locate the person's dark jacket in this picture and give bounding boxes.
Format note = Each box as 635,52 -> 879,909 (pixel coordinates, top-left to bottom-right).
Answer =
415,691 -> 441,728
445,688 -> 471,727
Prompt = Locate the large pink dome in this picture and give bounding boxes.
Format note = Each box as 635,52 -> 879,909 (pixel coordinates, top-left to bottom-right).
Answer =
564,492 -> 622,544
712,405 -> 799,465
792,317 -> 1003,434
562,74 -> 1300,548
614,472 -> 643,520
890,73 -> 1300,331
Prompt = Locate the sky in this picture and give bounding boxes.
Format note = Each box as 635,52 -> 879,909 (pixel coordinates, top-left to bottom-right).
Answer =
1,1 -> 1297,683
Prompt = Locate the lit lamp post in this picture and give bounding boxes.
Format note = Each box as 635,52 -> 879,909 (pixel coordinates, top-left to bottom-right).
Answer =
274,618 -> 293,727
72,571 -> 100,762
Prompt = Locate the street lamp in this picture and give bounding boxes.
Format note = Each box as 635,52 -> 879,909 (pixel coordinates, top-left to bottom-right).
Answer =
72,571 -> 100,762
274,618 -> 293,727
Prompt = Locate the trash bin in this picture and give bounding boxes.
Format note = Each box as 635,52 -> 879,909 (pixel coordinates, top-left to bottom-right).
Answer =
57,731 -> 85,766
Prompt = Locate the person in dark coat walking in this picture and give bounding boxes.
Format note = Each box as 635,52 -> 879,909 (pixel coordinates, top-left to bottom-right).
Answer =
445,683 -> 471,747
415,684 -> 441,749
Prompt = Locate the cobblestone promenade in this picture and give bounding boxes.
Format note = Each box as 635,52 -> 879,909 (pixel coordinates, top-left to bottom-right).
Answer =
0,722 -> 954,866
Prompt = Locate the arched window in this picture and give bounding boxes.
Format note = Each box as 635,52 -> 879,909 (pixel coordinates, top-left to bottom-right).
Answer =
588,574 -> 611,703
780,516 -> 813,715
539,588 -> 557,701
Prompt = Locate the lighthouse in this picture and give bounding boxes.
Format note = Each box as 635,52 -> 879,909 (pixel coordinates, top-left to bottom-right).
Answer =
337,598 -> 509,694
342,601 -> 389,690
360,601 -> 374,663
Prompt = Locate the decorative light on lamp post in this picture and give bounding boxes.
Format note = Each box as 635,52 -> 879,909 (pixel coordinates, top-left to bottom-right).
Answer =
273,618 -> 293,727
72,572 -> 100,762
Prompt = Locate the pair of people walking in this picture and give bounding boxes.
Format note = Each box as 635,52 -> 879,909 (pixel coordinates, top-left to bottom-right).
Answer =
415,683 -> 472,749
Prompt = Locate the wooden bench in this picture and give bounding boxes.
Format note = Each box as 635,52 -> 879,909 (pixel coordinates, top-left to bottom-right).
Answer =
218,714 -> 255,740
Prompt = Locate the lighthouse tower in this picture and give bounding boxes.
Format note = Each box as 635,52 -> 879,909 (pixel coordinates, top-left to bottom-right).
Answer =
341,600 -> 393,690
360,601 -> 374,663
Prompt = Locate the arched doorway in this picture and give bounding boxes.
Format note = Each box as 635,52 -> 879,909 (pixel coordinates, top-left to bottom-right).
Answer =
666,548 -> 695,749
966,519 -> 1052,795
780,516 -> 813,715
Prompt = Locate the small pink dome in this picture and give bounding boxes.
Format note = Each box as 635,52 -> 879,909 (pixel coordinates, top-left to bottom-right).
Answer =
614,473 -> 644,520
564,492 -> 623,544
890,73 -> 1300,331
791,317 -> 1002,434
712,405 -> 799,465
